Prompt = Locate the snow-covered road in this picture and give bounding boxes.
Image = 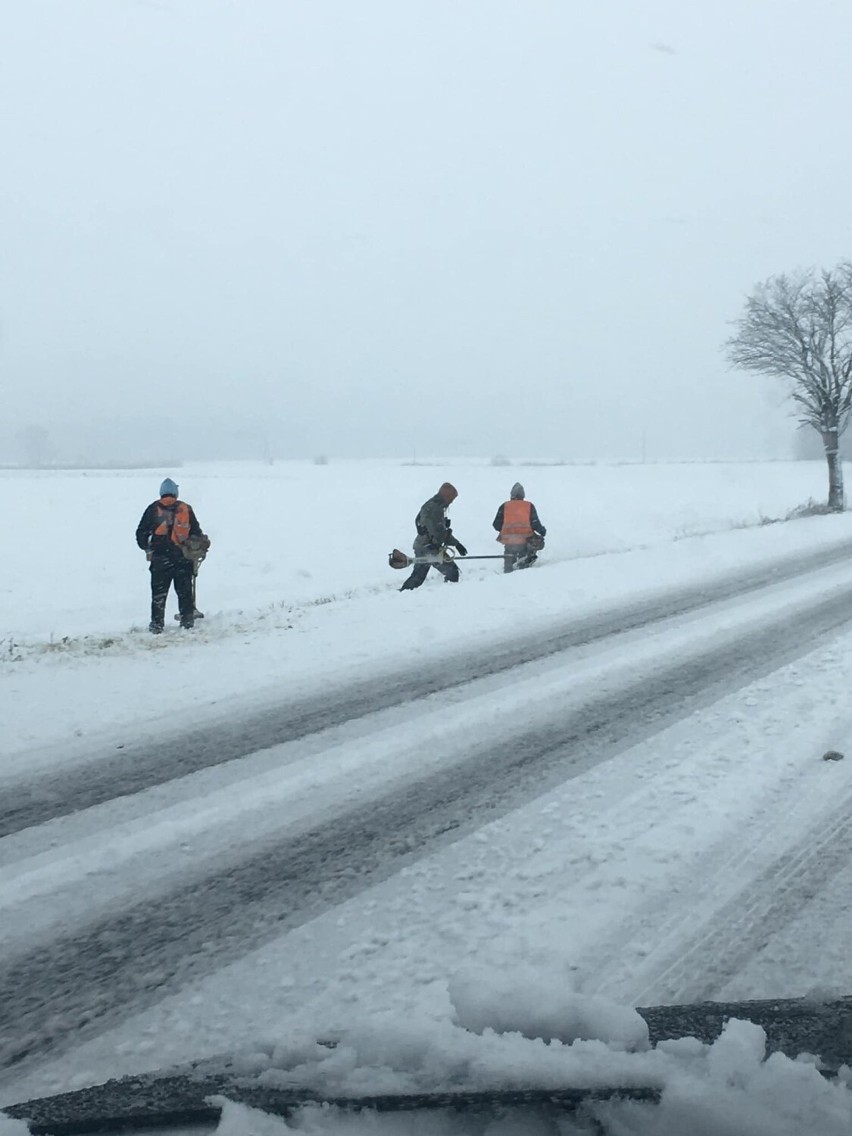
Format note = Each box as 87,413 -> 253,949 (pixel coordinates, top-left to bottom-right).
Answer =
6,532 -> 852,840
4,538 -> 852,1102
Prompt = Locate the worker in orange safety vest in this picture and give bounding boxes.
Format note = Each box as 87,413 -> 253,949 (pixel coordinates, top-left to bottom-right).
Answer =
135,478 -> 207,632
492,482 -> 546,573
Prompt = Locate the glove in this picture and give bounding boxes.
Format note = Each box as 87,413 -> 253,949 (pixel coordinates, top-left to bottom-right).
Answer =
454,541 -> 468,557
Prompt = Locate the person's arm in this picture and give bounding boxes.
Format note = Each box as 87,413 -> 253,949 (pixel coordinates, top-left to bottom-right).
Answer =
421,499 -> 449,546
448,531 -> 467,555
530,504 -> 546,537
187,506 -> 203,538
135,505 -> 154,550
492,505 -> 505,533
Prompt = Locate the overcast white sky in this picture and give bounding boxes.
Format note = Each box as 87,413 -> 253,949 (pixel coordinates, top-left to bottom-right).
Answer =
2,0 -> 851,462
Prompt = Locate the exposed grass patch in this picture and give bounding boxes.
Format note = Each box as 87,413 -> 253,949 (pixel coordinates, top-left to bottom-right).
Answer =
784,498 -> 835,520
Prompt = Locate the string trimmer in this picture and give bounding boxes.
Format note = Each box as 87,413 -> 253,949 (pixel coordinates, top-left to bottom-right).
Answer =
388,547 -> 506,569
174,533 -> 212,620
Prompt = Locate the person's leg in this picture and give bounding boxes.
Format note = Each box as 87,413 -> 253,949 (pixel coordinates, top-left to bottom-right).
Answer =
149,559 -> 171,631
437,560 -> 459,583
173,559 -> 196,626
514,541 -> 537,569
503,546 -> 523,573
400,562 -> 431,590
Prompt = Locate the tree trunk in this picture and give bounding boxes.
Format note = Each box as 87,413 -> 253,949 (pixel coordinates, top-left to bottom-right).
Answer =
821,428 -> 846,511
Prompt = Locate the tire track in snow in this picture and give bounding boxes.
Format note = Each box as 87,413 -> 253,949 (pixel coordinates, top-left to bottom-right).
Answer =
627,786 -> 852,1008
4,538 -> 852,838
2,582 -> 852,1078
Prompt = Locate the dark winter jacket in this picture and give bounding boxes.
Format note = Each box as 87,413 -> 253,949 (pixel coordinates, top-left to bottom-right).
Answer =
136,497 -> 203,561
414,494 -> 462,553
492,501 -> 546,538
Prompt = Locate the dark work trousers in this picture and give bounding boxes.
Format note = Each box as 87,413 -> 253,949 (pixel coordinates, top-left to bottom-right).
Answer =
503,543 -> 536,573
399,559 -> 460,590
149,555 -> 195,626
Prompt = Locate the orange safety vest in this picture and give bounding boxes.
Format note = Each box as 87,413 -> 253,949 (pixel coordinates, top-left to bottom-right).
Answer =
154,497 -> 191,545
499,499 -> 533,545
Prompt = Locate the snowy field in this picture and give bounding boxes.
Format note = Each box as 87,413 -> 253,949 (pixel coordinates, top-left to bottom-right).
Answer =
2,457 -> 847,644
2,457 -> 850,757
4,459 -> 852,1134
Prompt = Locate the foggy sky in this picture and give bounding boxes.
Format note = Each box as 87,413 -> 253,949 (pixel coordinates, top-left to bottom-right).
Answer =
2,0 -> 851,463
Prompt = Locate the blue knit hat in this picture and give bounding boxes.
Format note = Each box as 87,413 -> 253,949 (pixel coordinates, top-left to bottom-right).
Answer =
160,478 -> 179,497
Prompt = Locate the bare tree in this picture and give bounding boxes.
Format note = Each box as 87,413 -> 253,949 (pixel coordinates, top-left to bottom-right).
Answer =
726,264 -> 852,511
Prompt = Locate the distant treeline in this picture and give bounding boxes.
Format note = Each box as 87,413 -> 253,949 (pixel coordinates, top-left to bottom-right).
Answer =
2,459 -> 184,471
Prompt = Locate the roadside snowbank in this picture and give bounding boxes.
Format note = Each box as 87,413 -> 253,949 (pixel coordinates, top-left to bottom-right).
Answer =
7,1013 -> 850,1136
210,1013 -> 852,1135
